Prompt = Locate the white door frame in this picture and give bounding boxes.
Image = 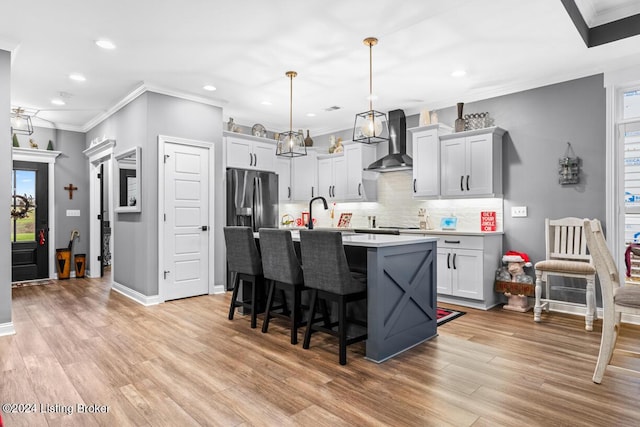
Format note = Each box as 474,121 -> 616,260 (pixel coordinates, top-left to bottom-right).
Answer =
157,135 -> 215,302
83,139 -> 115,279
12,147 -> 61,280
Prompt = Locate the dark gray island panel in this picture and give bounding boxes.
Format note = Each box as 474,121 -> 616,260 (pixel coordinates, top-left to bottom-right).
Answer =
365,241 -> 438,362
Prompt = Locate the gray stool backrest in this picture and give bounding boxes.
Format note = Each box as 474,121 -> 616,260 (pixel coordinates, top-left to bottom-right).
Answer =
224,226 -> 262,275
258,228 -> 303,285
299,230 -> 358,295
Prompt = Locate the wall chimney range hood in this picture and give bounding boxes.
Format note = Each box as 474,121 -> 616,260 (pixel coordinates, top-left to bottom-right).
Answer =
366,109 -> 412,172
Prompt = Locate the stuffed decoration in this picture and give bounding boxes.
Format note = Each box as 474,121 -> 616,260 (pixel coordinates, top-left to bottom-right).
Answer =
495,250 -> 535,312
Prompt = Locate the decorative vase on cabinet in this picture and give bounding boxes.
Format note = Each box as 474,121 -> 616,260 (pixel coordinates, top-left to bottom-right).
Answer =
304,130 -> 313,147
455,102 -> 465,132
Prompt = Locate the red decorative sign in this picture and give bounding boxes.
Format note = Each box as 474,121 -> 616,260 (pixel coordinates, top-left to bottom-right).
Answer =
480,211 -> 496,232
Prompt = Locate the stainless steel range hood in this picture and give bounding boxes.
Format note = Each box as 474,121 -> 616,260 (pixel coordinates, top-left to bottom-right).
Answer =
366,109 -> 412,172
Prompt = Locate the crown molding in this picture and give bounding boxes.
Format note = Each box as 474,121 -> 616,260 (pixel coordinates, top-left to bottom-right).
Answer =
82,82 -> 227,133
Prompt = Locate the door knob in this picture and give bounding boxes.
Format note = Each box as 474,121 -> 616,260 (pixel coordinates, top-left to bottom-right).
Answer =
201,225 -> 208,231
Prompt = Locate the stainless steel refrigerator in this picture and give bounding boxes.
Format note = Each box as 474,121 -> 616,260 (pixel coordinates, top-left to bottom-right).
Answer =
226,168 -> 278,290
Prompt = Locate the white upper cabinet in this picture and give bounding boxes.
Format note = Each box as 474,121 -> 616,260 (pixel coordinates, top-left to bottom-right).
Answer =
317,142 -> 378,202
225,131 -> 276,172
410,124 -> 452,198
440,127 -> 505,197
318,155 -> 347,200
275,157 -> 292,201
291,150 -> 318,201
344,143 -> 378,201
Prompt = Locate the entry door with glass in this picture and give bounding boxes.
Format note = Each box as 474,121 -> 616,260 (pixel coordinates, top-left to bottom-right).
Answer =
11,161 -> 49,281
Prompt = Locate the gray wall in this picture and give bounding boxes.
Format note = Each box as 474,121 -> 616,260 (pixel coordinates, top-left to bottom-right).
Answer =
87,92 -> 223,297
315,74 -> 606,304
430,75 -> 606,264
14,128 -> 91,257
1,50 -> 11,325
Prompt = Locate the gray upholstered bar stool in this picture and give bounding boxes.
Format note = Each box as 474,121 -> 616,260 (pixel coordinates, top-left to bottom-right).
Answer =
299,230 -> 368,365
258,228 -> 307,344
223,226 -> 264,328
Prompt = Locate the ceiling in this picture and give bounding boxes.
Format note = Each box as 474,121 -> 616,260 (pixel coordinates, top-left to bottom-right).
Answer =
2,0 -> 640,136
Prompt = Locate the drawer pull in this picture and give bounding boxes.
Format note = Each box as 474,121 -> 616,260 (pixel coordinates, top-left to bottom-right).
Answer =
444,240 -> 461,244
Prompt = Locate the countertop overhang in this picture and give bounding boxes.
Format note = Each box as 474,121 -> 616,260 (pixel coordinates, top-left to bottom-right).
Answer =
259,230 -> 437,247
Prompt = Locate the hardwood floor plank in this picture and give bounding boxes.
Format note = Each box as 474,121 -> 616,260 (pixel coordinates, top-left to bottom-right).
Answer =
2,274 -> 640,426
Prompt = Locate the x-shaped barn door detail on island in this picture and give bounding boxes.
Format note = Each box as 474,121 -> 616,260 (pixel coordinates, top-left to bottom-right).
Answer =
365,242 -> 438,362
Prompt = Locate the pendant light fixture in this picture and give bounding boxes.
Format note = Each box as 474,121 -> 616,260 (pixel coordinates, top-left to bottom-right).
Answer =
353,37 -> 389,144
276,71 -> 306,158
10,107 -> 34,135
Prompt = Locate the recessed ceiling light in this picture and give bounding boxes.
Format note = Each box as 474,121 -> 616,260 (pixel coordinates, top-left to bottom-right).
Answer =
451,69 -> 467,77
261,100 -> 272,106
203,85 -> 216,91
306,113 -> 316,117
69,73 -> 86,82
95,39 -> 116,50
51,99 -> 66,106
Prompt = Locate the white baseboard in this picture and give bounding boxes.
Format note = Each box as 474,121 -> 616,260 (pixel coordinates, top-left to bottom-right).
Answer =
112,281 -> 161,306
211,284 -> 226,294
0,322 -> 16,337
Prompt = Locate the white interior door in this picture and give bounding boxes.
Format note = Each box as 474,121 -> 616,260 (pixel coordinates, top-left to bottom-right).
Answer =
163,142 -> 209,300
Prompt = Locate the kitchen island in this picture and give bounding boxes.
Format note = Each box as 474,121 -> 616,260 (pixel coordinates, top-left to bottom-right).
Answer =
285,231 -> 439,363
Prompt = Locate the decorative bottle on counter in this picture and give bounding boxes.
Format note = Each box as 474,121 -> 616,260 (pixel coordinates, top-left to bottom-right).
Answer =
455,102 -> 465,132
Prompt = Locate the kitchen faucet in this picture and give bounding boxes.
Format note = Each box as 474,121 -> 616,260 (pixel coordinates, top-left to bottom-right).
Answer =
307,196 -> 328,230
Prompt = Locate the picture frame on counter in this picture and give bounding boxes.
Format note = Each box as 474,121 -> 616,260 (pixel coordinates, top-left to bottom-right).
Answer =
337,212 -> 352,228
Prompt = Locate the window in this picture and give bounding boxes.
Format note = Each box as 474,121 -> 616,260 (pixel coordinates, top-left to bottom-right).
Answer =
10,169 -> 36,242
623,90 -> 640,120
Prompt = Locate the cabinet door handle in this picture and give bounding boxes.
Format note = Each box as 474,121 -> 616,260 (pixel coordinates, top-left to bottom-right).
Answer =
311,187 -> 314,198
444,240 -> 461,244
288,187 -> 291,199
466,175 -> 470,191
413,178 -> 417,193
452,253 -> 457,269
253,153 -> 257,167
249,153 -> 253,166
460,175 -> 464,192
358,183 -> 362,196
447,253 -> 451,269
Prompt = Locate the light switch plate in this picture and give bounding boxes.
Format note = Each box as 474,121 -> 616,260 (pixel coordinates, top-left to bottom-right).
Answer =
511,206 -> 527,217
66,209 -> 80,217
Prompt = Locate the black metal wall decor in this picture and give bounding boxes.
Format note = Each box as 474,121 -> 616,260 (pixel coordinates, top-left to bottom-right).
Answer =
559,142 -> 580,185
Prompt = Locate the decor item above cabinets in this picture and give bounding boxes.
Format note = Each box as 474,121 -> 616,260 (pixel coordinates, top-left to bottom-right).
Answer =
410,124 -> 452,198
439,127 -> 505,198
225,131 -> 276,172
317,142 -> 378,202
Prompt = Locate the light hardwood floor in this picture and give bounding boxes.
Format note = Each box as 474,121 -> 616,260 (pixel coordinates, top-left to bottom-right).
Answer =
2,273 -> 640,426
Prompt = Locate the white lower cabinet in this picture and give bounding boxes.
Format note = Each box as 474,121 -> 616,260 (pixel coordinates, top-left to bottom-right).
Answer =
430,233 -> 502,310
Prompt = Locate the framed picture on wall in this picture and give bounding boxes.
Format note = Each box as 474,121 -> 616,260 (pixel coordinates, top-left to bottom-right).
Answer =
337,212 -> 352,228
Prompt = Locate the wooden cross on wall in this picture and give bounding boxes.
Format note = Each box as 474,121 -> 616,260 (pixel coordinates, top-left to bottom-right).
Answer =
64,183 -> 78,200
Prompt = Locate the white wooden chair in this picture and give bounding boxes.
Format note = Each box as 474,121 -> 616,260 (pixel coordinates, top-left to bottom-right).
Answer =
584,218 -> 640,383
533,217 -> 597,331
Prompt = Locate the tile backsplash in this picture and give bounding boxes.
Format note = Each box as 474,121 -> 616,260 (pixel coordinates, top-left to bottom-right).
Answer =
280,171 -> 503,232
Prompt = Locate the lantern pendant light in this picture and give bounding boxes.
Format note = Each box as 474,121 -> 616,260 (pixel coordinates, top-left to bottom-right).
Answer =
276,71 -> 307,158
353,37 -> 389,144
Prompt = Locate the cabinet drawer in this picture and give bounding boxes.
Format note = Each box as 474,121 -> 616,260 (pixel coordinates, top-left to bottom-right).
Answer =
436,235 -> 484,250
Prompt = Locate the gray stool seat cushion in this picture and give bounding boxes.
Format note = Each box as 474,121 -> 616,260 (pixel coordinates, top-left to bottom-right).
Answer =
224,226 -> 262,276
258,228 -> 303,285
299,230 -> 366,295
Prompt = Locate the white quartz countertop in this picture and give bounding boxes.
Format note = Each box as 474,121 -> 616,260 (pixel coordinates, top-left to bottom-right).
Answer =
258,230 -> 437,248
